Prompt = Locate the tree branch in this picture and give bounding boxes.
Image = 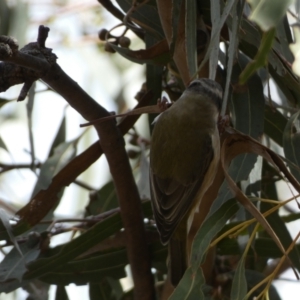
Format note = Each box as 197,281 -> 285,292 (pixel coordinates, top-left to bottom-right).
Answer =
0,26 -> 155,299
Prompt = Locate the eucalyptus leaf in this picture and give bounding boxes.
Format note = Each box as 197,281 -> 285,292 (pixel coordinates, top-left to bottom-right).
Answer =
209,0 -> 221,80
230,257 -> 247,300
0,209 -> 22,257
264,105 -> 287,146
283,111 -> 300,181
24,213 -> 123,280
169,0 -> 183,53
0,233 -> 40,286
85,181 -> 118,216
170,199 -> 239,298
185,0 -> 197,78
31,137 -> 79,198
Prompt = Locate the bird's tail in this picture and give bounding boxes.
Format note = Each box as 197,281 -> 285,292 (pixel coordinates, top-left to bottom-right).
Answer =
168,238 -> 187,286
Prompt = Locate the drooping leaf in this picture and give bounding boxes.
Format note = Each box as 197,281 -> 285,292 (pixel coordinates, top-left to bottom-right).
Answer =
283,111 -> 300,182
31,137 -> 80,198
220,127 -> 300,258
222,0 -> 243,115
170,199 -> 239,298
48,115 -> 66,158
209,0 -> 221,80
23,213 -> 123,280
210,52 -> 265,213
230,257 -> 247,300
185,0 -> 197,78
39,240 -> 166,286
264,105 -> 287,146
197,0 -> 239,76
85,181 -> 118,216
169,267 -> 206,300
0,209 -> 22,257
169,0 -> 183,53
0,232 -> 40,286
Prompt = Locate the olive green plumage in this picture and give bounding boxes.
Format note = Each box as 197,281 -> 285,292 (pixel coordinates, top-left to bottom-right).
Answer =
150,78 -> 222,286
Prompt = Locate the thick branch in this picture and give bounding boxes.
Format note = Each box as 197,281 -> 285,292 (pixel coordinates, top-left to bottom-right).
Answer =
0,27 -> 155,299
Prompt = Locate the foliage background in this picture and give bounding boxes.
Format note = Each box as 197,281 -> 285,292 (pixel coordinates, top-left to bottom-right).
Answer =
0,0 -> 300,299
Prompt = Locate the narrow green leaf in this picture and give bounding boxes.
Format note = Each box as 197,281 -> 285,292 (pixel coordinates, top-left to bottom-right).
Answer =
170,200 -> 239,299
264,105 -> 287,146
192,199 -> 239,267
283,111 -> 300,181
210,52 -> 265,213
31,138 -> 79,198
0,233 -> 40,285
0,0 -> 10,35
230,258 -> 247,300
274,16 -> 293,63
196,0 -> 238,76
170,0 -> 183,53
209,0 -> 221,80
23,213 -> 123,280
48,115 -> 66,158
222,0 -> 244,115
39,241 -> 165,285
232,55 -> 265,139
85,181 -> 118,216
169,268 -> 205,300
0,209 -> 22,257
185,0 -> 197,78
145,43 -> 163,125
283,112 -> 300,181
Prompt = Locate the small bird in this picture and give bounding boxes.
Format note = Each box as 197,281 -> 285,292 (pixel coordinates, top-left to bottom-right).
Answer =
150,78 -> 223,286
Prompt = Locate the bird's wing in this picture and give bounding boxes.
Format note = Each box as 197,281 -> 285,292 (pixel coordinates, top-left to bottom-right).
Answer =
150,134 -> 214,244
